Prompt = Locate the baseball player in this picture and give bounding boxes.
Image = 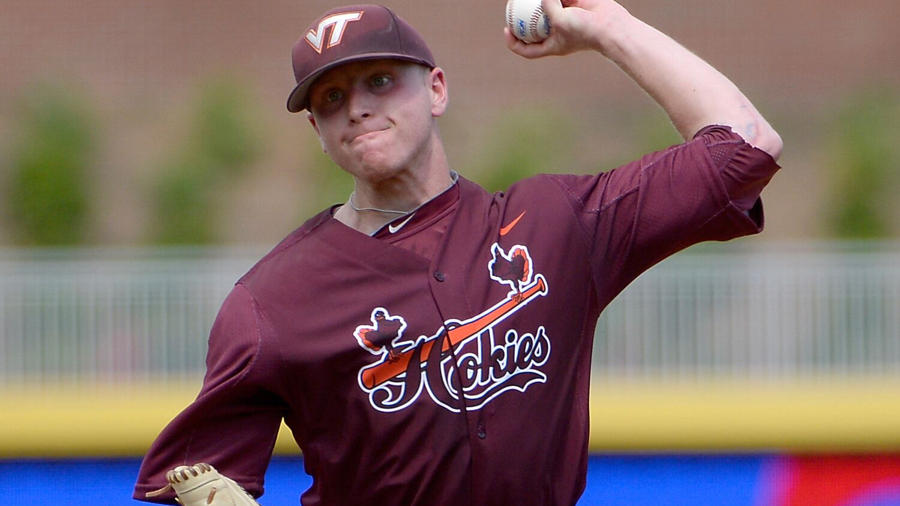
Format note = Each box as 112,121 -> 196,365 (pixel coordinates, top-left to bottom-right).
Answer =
134,1 -> 782,505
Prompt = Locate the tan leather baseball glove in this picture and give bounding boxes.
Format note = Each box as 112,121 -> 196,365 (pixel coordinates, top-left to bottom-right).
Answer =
146,463 -> 261,506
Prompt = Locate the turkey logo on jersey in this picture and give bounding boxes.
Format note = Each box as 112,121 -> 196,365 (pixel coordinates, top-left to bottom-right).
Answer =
353,244 -> 551,413
488,244 -> 533,301
353,308 -> 410,363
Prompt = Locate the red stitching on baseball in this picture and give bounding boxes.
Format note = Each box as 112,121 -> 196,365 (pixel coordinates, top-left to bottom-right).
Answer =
529,5 -> 544,40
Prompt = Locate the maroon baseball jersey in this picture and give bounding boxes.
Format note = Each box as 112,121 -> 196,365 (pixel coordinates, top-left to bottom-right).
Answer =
134,126 -> 779,505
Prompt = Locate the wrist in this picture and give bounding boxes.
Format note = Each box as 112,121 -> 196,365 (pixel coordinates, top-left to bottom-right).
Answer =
591,7 -> 640,60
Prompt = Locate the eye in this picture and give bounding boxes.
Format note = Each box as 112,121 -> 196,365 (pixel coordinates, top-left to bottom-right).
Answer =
371,75 -> 392,87
325,89 -> 344,103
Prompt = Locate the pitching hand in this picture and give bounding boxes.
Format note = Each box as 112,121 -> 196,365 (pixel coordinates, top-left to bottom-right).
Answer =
504,0 -> 630,58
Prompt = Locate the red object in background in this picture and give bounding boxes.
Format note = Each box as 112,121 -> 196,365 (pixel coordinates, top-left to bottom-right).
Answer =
774,455 -> 900,506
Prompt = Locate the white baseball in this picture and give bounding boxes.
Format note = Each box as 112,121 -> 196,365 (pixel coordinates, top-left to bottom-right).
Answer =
506,0 -> 552,43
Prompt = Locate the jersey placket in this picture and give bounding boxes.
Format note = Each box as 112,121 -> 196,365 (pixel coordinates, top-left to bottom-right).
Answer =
425,181 -> 505,506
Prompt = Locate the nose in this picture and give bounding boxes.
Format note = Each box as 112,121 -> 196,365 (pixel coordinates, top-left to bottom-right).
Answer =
346,86 -> 373,123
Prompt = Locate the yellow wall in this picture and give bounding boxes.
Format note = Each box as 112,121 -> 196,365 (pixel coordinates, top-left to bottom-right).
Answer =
4,377 -> 900,458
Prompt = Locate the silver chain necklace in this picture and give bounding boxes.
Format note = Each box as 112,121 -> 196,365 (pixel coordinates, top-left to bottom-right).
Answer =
347,192 -> 411,215
347,172 -> 458,216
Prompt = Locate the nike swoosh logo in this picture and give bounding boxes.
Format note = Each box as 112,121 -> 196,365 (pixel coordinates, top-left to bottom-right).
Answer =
499,210 -> 526,236
389,213 -> 416,234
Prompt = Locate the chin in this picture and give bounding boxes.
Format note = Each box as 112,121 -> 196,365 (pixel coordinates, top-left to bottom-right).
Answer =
353,155 -> 407,182
357,167 -> 404,185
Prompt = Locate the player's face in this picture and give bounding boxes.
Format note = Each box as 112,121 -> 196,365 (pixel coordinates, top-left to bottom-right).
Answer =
306,59 -> 447,183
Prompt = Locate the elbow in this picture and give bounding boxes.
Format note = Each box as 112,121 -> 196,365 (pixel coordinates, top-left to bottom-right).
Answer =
723,114 -> 784,162
756,128 -> 783,162
716,120 -> 784,162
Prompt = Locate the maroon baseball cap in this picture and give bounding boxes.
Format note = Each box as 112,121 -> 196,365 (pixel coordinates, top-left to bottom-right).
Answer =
286,4 -> 436,113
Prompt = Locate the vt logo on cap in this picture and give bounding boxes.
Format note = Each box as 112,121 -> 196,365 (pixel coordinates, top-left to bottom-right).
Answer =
304,12 -> 363,54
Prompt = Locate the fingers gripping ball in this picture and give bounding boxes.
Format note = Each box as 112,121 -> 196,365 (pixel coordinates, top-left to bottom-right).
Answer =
506,0 -> 552,43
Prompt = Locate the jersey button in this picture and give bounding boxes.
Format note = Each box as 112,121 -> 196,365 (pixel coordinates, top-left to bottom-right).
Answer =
476,423 -> 486,439
433,270 -> 445,282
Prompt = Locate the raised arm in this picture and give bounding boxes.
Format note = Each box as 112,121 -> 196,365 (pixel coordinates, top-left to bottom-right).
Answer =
505,0 -> 783,160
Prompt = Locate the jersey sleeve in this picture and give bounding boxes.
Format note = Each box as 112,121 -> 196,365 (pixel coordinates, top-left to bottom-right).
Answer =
547,125 -> 780,307
133,283 -> 286,503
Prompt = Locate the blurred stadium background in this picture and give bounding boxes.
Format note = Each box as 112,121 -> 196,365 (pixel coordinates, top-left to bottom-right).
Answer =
2,0 -> 900,504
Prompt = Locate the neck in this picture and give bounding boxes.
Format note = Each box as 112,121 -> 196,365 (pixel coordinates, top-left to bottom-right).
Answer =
334,142 -> 453,235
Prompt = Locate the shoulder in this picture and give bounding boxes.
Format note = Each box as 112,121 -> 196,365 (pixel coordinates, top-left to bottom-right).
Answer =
458,173 -> 569,206
237,207 -> 335,290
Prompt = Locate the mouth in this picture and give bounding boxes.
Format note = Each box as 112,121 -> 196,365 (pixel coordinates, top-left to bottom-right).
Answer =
348,127 -> 390,144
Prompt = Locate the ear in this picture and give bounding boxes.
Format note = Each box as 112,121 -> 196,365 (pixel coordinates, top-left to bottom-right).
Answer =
427,67 -> 448,117
307,112 -> 328,153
